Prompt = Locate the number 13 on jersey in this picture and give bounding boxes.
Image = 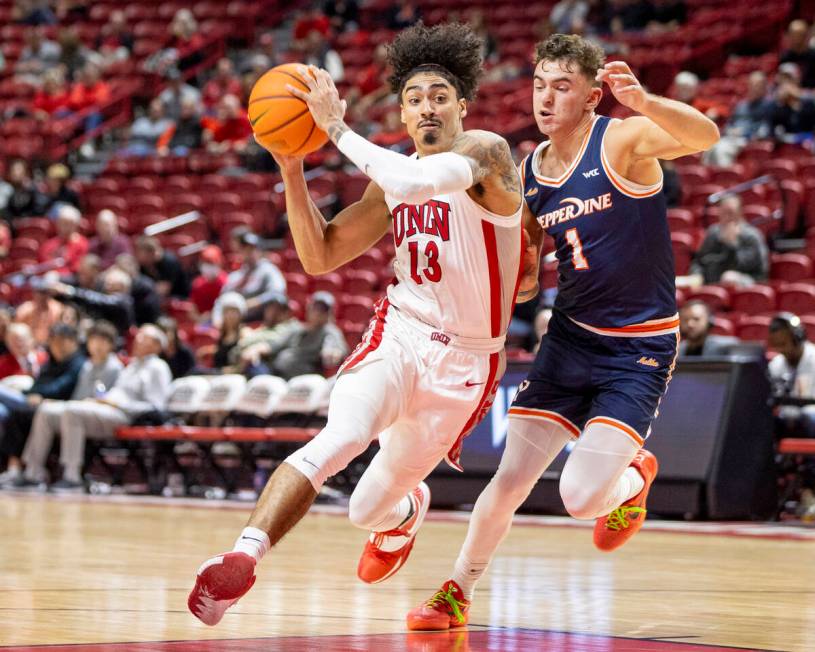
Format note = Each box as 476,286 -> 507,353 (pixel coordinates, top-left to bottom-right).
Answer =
565,227 -> 589,270
408,240 -> 442,284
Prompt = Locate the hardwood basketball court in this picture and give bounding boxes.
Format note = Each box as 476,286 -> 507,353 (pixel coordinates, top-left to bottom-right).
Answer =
1,494 -> 813,651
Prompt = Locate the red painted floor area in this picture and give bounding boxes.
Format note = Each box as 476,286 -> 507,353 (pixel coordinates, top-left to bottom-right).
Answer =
0,630 -> 770,652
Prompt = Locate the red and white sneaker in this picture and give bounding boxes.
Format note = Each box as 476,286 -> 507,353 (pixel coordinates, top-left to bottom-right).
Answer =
187,551 -> 257,626
357,482 -> 430,584
593,449 -> 659,552
407,580 -> 470,631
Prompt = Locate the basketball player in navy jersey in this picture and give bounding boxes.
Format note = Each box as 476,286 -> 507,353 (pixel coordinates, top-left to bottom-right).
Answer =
408,34 -> 719,630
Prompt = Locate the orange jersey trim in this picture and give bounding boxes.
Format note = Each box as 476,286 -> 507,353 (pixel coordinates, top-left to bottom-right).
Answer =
586,416 -> 645,447
570,314 -> 680,337
508,407 -> 581,438
599,135 -> 663,199
533,116 -> 599,187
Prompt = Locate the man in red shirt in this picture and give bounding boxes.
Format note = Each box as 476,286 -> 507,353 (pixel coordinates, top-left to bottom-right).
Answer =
203,58 -> 243,110
202,95 -> 252,153
190,245 -> 227,318
0,323 -> 46,379
39,205 -> 89,274
68,62 -> 112,113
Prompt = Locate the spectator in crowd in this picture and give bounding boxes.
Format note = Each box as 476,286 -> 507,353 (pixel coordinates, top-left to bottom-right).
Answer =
39,205 -> 89,274
121,98 -> 174,157
0,323 -> 85,485
386,1 -> 421,29
68,62 -> 111,113
323,0 -> 359,32
266,292 -> 348,379
219,231 -> 286,321
42,163 -> 82,216
705,71 -> 774,167
299,29 -> 345,82
19,324 -> 170,492
157,97 -> 204,156
293,8 -> 332,41
672,70 -> 730,123
236,294 -> 301,374
15,283 -> 64,345
550,0 -> 589,34
33,69 -> 72,119
0,310 -> 12,356
678,300 -> 740,356
190,245 -> 227,317
608,0 -> 655,33
771,63 -> 815,143
13,0 -> 57,26
780,20 -> 815,89
158,67 -> 202,122
0,222 -> 10,263
65,254 -> 102,291
15,27 -> 61,86
12,321 -> 123,490
58,26 -> 97,80
352,43 -> 391,109
690,194 -> 769,286
88,210 -> 132,269
660,159 -> 682,207
2,159 -> 46,220
134,235 -> 190,298
371,108 -> 408,147
211,292 -> 248,370
95,9 -> 134,66
0,323 -> 47,379
56,0 -> 89,23
49,267 -> 135,333
158,316 -> 195,379
203,58 -> 243,111
647,0 -> 687,32
768,313 -> 815,437
115,253 -> 162,325
469,10 -> 499,64
202,94 -> 253,153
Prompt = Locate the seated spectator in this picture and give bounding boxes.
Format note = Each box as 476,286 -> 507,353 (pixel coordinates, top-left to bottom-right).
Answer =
17,324 -> 170,492
115,254 -> 162,325
2,159 -> 46,220
678,300 -> 740,356
608,0 -> 655,33
134,236 -> 190,299
49,267 -> 135,334
33,69 -> 72,119
768,313 -> 815,438
219,231 -> 286,321
371,108 -> 408,147
13,0 -> 57,26
15,285 -> 64,345
771,63 -> 815,143
293,8 -> 332,40
351,44 -> 391,113
158,66 -> 202,122
39,205 -> 89,275
236,294 -> 301,374
56,0 -> 89,23
42,163 -> 82,216
210,292 -> 249,370
190,245 -> 227,317
203,58 -> 243,111
158,316 -> 195,379
689,194 -> 769,286
0,323 -> 85,485
59,26 -> 97,80
64,254 -> 102,291
550,0 -> 588,34
68,62 -> 111,113
672,71 -> 730,123
647,0 -> 686,31
121,98 -> 174,157
167,9 -> 205,72
266,292 -> 348,379
202,95 -> 253,154
15,26 -> 61,86
13,321 -> 123,490
157,97 -> 204,157
780,20 -> 815,89
0,310 -> 12,356
88,209 -> 132,269
95,9 -> 133,66
0,323 -> 47,379
660,159 -> 682,207
705,71 -> 774,167
0,222 -> 10,263
323,0 -> 359,32
386,1 -> 421,29
299,29 -> 345,82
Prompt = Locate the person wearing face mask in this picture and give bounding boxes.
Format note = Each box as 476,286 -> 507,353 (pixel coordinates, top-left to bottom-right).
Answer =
190,245 -> 227,319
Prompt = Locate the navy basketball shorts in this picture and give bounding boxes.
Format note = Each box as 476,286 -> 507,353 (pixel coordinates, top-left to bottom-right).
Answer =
509,309 -> 680,445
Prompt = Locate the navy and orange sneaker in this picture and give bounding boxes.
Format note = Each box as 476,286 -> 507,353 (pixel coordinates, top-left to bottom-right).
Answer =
407,580 -> 470,631
357,482 -> 430,584
593,449 -> 659,552
187,551 -> 256,626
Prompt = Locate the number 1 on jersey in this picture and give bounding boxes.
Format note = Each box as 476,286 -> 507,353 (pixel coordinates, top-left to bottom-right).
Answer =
565,227 -> 589,270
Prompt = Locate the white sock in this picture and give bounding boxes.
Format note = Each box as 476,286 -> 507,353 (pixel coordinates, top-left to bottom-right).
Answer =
451,555 -> 489,600
371,494 -> 414,533
233,527 -> 270,563
619,465 -> 645,503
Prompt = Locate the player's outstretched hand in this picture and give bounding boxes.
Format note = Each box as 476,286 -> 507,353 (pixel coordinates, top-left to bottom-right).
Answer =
253,135 -> 305,172
596,61 -> 648,113
287,65 -> 348,134
518,228 -> 540,294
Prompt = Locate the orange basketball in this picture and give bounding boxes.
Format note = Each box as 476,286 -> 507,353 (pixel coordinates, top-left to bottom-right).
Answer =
248,63 -> 328,156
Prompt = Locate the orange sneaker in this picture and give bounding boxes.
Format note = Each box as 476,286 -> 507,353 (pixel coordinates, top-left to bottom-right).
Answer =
593,449 -> 658,552
187,551 -> 256,626
357,482 -> 430,584
407,580 -> 470,631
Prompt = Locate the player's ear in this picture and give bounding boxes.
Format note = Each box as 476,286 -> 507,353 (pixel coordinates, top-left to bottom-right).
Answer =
458,97 -> 467,119
586,85 -> 602,112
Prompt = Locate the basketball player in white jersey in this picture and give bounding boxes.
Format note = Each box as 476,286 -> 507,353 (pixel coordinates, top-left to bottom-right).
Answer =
188,22 -> 527,626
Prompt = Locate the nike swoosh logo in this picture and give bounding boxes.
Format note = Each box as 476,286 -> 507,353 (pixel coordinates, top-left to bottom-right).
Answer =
302,457 -> 319,469
250,107 -> 271,127
525,187 -> 538,197
465,381 -> 486,387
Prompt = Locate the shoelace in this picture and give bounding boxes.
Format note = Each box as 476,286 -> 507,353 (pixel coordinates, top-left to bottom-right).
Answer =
371,527 -> 409,549
605,505 -> 646,531
425,585 -> 466,624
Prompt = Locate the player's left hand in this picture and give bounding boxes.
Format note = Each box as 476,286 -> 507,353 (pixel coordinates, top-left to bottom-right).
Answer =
518,229 -> 540,294
287,65 -> 348,133
596,61 -> 648,113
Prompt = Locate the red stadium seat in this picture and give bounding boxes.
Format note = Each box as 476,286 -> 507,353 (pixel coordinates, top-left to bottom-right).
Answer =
777,283 -> 815,313
351,249 -> 385,273
667,208 -> 695,231
730,285 -> 776,314
737,316 -> 772,343
338,296 -> 375,323
710,316 -> 735,336
343,270 -> 379,294
310,272 -> 344,294
771,253 -> 813,282
686,285 -> 731,312
670,232 -> 694,275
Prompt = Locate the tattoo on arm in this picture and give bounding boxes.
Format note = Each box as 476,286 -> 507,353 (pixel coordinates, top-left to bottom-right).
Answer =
452,132 -> 521,195
327,120 -> 350,145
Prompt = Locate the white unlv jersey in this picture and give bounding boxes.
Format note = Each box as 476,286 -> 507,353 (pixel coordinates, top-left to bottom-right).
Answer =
383,187 -> 523,343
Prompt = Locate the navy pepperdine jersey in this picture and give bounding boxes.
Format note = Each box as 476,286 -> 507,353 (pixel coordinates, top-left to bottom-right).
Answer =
522,115 -> 678,337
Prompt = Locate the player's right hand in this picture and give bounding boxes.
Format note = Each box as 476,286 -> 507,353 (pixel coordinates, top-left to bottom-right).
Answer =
254,136 -> 305,171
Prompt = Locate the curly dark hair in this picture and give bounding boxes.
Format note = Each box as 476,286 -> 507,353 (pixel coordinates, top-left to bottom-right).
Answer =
535,34 -> 605,86
387,22 -> 483,102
